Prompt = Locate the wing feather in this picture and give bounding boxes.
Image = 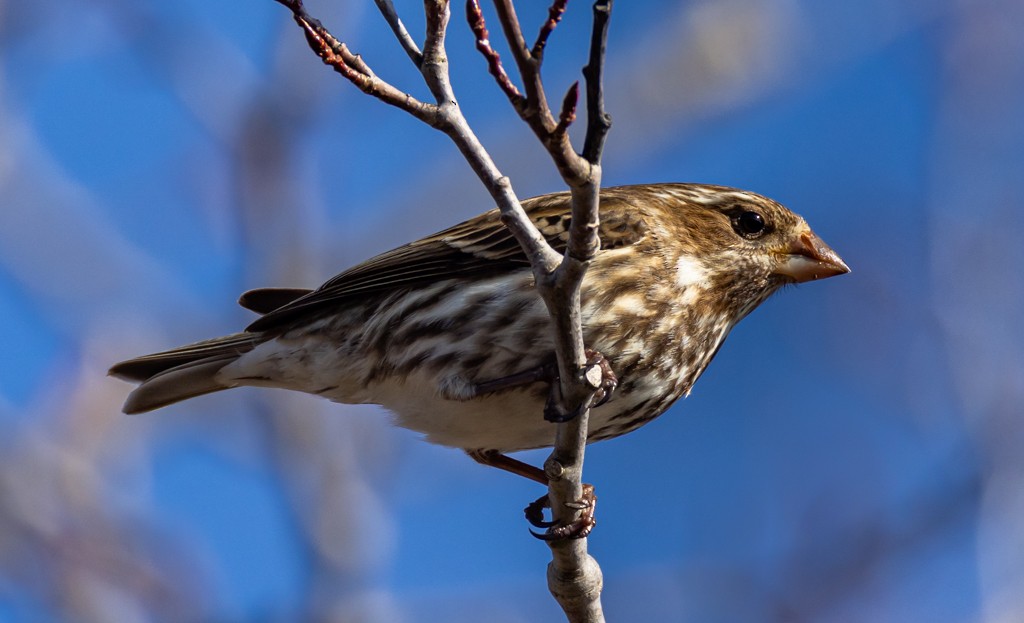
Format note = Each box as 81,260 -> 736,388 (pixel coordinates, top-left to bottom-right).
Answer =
238,288 -> 314,314
247,190 -> 648,332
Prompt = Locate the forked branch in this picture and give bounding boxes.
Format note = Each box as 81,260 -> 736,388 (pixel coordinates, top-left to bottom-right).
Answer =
464,8 -> 612,620
272,0 -> 441,125
272,1 -> 613,621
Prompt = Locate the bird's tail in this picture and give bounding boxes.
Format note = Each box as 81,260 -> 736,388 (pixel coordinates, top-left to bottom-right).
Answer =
109,332 -> 265,414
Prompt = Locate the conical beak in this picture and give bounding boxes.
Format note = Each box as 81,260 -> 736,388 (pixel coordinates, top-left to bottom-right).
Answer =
775,229 -> 850,283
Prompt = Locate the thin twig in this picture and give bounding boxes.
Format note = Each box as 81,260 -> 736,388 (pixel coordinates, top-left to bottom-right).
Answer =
374,0 -> 424,67
275,0 -> 441,125
532,0 -> 569,60
582,0 -> 613,163
491,0 -> 551,122
554,81 -> 578,137
420,0 -> 562,273
466,0 -> 525,106
468,2 -> 584,185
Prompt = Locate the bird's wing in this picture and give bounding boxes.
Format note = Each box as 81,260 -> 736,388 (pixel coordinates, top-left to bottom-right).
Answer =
238,288 -> 314,314
246,191 -> 648,332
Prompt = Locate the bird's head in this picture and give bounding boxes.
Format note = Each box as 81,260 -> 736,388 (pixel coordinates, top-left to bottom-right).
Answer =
643,184 -> 850,322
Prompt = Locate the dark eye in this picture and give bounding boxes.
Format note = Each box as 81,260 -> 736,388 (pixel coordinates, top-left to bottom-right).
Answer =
732,210 -> 767,239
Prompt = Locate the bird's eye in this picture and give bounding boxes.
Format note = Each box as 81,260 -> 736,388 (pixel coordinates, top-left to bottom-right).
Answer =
732,210 -> 767,239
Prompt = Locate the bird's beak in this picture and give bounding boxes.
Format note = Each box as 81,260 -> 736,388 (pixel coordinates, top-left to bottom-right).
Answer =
775,229 -> 850,283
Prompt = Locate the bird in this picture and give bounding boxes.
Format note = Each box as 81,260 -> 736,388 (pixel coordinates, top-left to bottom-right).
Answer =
111,183 -> 848,530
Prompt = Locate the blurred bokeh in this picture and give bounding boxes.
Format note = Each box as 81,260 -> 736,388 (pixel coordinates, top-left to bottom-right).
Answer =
1,0 -> 1021,621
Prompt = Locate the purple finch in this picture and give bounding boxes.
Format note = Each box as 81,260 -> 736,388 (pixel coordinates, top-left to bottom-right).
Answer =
111,183 -> 848,455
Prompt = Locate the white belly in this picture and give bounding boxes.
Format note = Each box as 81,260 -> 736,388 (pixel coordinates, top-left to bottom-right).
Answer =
366,372 -> 555,451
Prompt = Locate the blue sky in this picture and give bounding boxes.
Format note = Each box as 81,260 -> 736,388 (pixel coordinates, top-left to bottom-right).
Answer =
1,0 -> 1022,621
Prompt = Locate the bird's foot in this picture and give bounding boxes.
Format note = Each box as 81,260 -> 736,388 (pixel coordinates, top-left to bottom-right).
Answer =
466,451 -> 598,540
543,349 -> 618,423
585,349 -> 619,408
525,483 -> 597,540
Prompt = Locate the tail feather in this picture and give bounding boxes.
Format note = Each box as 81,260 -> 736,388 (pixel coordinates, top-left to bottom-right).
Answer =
122,356 -> 236,414
110,333 -> 260,382
110,332 -> 266,414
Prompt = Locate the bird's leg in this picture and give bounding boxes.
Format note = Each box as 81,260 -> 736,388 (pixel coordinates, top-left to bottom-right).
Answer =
466,449 -> 598,539
468,348 -> 614,405
466,448 -> 548,484
472,362 -> 558,395
462,351 -> 613,538
464,350 -> 618,424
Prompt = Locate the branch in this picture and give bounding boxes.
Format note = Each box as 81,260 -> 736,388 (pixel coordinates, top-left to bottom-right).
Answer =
374,0 -> 423,67
490,0 -> 553,125
273,0 -> 441,126
416,0 -> 562,274
465,0 -> 525,107
554,81 -> 579,137
582,0 -> 613,162
468,5 -> 580,188
532,0 -> 569,60
469,2 -> 615,620
272,0 -> 613,620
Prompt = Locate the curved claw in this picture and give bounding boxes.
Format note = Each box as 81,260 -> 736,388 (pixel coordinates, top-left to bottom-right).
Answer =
526,484 -> 597,541
524,495 -> 558,528
529,516 -> 596,541
529,518 -> 560,529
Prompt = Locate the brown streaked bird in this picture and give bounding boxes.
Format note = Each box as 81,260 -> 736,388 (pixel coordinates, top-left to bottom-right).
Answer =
111,183 -> 848,478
